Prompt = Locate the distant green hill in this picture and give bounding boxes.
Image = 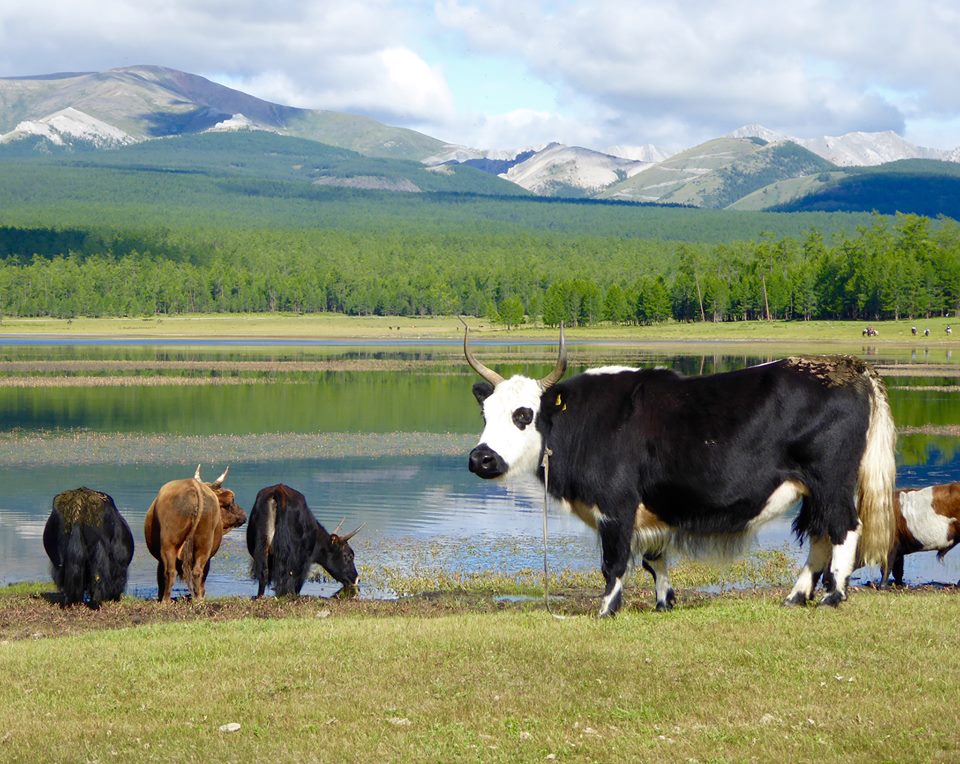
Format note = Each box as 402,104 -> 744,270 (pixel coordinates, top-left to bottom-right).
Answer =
598,137 -> 835,209
666,141 -> 835,208
0,66 -> 449,161
0,130 -> 528,207
0,130 -> 884,243
770,160 -> 960,218
600,137 -> 763,202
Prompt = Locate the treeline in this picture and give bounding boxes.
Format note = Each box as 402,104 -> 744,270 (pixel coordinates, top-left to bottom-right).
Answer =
0,214 -> 958,323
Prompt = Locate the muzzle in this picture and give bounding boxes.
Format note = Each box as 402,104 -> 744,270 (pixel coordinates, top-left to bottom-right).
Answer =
468,444 -> 509,479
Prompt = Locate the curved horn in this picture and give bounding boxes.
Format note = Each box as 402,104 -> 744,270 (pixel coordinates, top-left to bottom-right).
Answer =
339,522 -> 366,542
463,325 -> 504,387
210,466 -> 229,488
538,324 -> 567,391
194,464 -> 202,480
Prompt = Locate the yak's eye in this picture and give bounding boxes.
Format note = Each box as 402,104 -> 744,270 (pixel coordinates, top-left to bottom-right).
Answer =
512,407 -> 534,430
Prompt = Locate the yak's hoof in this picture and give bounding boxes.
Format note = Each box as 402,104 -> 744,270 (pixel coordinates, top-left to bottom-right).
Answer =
819,591 -> 844,608
783,592 -> 810,607
655,593 -> 676,612
598,590 -> 622,618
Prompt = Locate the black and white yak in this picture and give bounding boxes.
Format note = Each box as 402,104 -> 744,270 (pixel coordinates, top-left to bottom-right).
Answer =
465,328 -> 897,617
43,487 -> 135,607
247,484 -> 362,597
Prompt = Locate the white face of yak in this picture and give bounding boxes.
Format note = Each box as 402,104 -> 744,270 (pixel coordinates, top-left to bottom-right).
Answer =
469,375 -> 544,480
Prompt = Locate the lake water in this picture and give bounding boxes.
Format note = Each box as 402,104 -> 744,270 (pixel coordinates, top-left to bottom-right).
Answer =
2,338 -> 959,599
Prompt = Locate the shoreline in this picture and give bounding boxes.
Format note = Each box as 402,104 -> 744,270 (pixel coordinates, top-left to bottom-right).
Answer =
1,312 -> 959,345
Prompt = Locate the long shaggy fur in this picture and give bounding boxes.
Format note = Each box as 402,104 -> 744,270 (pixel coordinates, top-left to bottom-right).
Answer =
248,485 -> 316,597
857,368 -> 897,569
247,483 -> 360,597
43,488 -> 134,607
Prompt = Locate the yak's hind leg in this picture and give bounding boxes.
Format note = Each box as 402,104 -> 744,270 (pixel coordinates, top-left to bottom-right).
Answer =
820,523 -> 861,607
633,505 -> 675,613
785,535 -> 833,606
159,548 -> 178,602
641,555 -> 676,612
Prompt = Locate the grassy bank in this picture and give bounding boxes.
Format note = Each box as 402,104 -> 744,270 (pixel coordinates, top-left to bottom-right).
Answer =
0,586 -> 957,762
1,312 -> 959,344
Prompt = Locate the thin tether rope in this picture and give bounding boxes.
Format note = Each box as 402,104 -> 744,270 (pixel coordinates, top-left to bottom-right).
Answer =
540,446 -> 567,620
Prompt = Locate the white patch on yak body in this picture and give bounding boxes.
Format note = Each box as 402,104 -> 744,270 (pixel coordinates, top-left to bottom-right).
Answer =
900,486 -> 954,549
746,480 -> 808,530
476,375 -> 544,478
584,365 -> 639,376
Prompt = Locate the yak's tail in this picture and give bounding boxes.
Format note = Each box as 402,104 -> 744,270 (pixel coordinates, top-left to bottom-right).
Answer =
249,490 -> 279,584
857,367 -> 897,570
60,524 -> 87,606
87,538 -> 112,608
178,479 -> 207,595
269,492 -> 303,595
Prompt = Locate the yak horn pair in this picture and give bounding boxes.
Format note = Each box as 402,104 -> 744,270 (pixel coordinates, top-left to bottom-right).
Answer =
194,464 -> 230,488
332,518 -> 365,542
463,323 -> 567,391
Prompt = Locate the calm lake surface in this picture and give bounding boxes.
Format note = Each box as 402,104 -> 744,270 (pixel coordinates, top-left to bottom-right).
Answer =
2,338 -> 959,598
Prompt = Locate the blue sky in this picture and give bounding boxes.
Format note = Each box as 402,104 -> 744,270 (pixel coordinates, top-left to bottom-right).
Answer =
1,0 -> 958,155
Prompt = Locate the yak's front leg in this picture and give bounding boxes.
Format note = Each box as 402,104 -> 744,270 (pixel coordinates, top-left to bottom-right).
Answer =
598,509 -> 635,617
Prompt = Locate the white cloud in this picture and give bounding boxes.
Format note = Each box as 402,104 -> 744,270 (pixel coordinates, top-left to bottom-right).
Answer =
0,0 -> 958,152
435,0 -> 960,149
451,107 -> 600,151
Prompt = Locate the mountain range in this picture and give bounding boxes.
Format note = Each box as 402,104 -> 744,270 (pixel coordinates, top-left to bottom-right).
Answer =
1,65 -> 958,218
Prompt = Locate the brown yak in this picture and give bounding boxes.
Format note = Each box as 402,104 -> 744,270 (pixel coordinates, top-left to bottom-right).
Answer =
144,465 -> 246,602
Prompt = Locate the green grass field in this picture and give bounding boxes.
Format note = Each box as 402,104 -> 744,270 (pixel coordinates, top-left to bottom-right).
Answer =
1,586 -> 957,763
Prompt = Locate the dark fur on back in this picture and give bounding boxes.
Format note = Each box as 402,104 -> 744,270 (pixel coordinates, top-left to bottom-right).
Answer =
536,358 -> 874,545
247,484 -> 359,597
42,487 -> 135,607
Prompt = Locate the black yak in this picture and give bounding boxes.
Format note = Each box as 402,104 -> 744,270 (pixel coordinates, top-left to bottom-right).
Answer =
247,484 -> 361,597
43,487 -> 135,607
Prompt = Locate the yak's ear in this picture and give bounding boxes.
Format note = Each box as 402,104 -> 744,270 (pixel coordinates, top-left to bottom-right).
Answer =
473,381 -> 495,406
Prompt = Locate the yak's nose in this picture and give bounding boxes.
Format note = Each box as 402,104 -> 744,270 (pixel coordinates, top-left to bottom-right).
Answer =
468,444 -> 508,479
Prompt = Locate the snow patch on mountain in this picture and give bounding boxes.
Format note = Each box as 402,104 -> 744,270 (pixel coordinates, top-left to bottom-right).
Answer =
729,124 -> 955,166
605,143 -> 671,163
1,107 -> 133,147
798,130 -> 946,166
728,124 -> 791,144
502,143 -> 658,194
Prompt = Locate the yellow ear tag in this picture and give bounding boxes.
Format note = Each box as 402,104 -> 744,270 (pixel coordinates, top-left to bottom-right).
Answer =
555,394 -> 567,412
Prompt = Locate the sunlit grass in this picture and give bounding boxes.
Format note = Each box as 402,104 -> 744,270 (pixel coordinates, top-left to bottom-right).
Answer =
0,587 -> 956,762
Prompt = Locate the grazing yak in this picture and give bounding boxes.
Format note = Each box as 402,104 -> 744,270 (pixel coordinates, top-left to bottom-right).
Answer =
247,483 -> 361,597
465,326 -> 897,616
144,466 -> 247,602
885,482 -> 960,585
43,487 -> 135,607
